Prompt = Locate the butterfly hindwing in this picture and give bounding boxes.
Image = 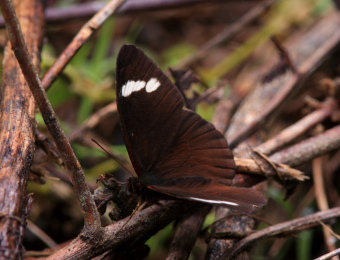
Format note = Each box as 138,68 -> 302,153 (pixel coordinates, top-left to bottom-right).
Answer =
148,184 -> 265,213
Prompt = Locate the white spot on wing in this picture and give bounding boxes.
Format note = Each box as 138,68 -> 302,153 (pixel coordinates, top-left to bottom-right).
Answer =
146,78 -> 161,93
188,197 -> 238,206
122,80 -> 145,97
134,80 -> 146,92
123,81 -> 133,96
122,82 -> 131,96
121,83 -> 126,96
121,78 -> 161,97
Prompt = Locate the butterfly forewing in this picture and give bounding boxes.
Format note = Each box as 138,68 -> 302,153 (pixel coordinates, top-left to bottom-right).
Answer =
116,44 -> 266,213
117,45 -> 185,176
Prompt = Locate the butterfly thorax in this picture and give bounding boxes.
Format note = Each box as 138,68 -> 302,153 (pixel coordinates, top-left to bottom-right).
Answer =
127,173 -> 164,193
126,176 -> 176,207
126,177 -> 145,194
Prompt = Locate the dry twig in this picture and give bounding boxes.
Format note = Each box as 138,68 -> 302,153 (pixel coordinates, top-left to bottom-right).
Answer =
235,157 -> 307,182
68,102 -> 117,143
315,248 -> 340,260
167,206 -> 211,260
313,157 -> 339,258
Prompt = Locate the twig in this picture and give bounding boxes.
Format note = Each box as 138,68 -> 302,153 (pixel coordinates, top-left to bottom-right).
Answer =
68,102 -> 117,142
270,35 -> 299,75
315,248 -> 340,260
41,0 -> 126,91
256,98 -> 337,155
313,157 -> 339,258
235,157 -> 307,182
221,207 -> 340,260
0,0 -> 101,234
270,125 -> 340,167
24,250 -> 54,258
27,220 -> 59,250
167,206 -> 211,260
206,212 -> 258,260
178,0 -> 276,68
313,157 -> 330,212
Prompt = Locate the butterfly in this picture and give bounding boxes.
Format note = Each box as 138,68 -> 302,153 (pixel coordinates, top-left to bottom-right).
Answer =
116,44 -> 266,213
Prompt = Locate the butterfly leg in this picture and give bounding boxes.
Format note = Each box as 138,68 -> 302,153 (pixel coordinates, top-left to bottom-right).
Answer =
136,200 -> 149,211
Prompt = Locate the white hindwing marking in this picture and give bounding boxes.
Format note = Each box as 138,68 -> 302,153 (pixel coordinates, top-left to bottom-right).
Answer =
121,78 -> 161,97
188,197 -> 239,206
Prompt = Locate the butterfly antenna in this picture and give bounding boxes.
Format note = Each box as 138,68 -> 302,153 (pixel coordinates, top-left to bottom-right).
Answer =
91,139 -> 134,178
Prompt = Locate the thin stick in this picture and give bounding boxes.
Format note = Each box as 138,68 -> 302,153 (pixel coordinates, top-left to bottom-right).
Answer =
313,157 -> 339,258
27,220 -> 59,250
68,102 -> 117,143
0,0 -> 101,233
167,206 -> 211,260
270,35 -> 299,75
41,0 -> 126,91
235,157 -> 307,182
315,248 -> 340,260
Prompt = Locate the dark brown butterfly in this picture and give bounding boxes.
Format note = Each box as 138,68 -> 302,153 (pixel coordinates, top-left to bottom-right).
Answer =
116,44 -> 265,213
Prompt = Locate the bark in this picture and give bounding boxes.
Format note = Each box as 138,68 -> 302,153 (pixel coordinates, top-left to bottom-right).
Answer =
0,0 -> 44,259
